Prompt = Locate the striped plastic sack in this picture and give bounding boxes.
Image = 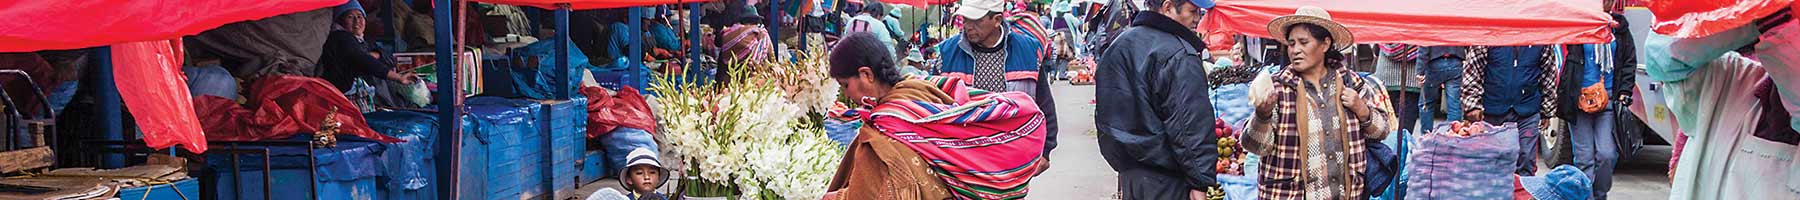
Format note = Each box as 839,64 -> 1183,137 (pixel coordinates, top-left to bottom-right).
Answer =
1405,122 -> 1520,200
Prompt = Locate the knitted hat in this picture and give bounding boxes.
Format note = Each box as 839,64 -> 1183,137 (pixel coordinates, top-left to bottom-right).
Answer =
335,0 -> 364,19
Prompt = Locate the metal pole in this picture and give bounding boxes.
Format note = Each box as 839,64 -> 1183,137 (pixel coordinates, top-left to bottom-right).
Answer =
93,47 -> 124,169
629,7 -> 645,90
768,0 -> 781,49
556,4 -> 572,99
433,0 -> 462,199
689,2 -> 703,79
386,0 -> 404,52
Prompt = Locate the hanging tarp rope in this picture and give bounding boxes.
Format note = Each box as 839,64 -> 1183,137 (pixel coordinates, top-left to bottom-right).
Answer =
1647,0 -> 1796,38
0,0 -> 345,52
1197,0 -> 1615,50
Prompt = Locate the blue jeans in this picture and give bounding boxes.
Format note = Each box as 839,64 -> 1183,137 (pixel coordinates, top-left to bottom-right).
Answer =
1484,113 -> 1541,176
1418,57 -> 1464,130
1572,111 -> 1617,199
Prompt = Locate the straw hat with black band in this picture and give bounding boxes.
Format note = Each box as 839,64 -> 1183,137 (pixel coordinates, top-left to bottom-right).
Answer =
1266,6 -> 1354,51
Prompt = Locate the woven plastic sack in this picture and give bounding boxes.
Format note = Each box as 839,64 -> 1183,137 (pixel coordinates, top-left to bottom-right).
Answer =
1211,83 -> 1253,127
183,65 -> 239,100
1405,122 -> 1519,200
602,127 -> 659,178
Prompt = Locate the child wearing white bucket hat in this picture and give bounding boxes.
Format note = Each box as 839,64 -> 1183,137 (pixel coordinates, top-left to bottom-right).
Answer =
619,148 -> 668,200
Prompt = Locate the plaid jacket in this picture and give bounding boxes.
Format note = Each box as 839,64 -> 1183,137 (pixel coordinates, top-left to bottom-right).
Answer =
1247,63 -> 1396,200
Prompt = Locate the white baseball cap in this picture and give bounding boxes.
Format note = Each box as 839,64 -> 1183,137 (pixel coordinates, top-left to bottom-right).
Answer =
953,0 -> 1004,20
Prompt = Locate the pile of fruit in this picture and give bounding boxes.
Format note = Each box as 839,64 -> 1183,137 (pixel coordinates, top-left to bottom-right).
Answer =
1215,119 -> 1247,175
1443,121 -> 1491,137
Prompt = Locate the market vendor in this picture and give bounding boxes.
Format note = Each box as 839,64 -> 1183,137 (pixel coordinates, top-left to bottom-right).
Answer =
1243,6 -> 1397,199
317,0 -> 416,107
711,24 -> 772,87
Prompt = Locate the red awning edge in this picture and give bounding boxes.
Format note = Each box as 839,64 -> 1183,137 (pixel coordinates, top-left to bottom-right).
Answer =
1198,0 -> 1616,50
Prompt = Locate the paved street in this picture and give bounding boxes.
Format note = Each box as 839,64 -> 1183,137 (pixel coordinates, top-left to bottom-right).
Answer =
1028,82 -> 1672,200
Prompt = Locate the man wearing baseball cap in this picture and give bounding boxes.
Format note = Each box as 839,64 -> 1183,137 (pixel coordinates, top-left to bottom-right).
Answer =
935,0 -> 1061,172
1094,0 -> 1218,199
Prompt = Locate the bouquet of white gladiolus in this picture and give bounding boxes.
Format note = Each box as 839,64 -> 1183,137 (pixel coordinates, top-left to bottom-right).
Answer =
647,47 -> 842,200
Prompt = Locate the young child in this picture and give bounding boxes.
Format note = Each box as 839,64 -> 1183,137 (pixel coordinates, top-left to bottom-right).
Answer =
620,147 -> 668,200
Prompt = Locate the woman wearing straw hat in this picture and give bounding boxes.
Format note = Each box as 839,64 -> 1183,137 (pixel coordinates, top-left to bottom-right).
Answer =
1243,6 -> 1397,200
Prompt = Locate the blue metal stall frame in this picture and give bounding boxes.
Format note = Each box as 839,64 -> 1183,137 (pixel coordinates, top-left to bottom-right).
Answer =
419,1 -> 707,199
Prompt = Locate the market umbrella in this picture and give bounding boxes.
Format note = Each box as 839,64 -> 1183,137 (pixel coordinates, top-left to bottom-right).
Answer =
1647,0 -> 1796,38
1197,0 -> 1616,50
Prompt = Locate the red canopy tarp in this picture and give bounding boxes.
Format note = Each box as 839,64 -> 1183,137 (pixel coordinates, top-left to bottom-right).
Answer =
1197,0 -> 1615,50
1647,0 -> 1795,38
470,0 -> 714,10
0,0 -> 344,52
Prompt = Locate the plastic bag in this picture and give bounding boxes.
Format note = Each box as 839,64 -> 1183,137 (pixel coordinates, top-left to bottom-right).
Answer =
602,127 -> 658,178
400,76 -> 431,107
113,40 -> 208,152
582,86 -> 657,138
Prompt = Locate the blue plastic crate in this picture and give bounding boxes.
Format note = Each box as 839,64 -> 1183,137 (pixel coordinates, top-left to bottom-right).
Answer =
461,97 -> 549,200
207,140 -> 384,200
116,178 -> 198,200
581,150 -> 606,184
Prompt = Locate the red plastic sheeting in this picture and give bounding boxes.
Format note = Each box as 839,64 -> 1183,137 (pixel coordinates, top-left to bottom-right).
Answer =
111,40 -> 208,153
580,86 -> 657,138
1197,0 -> 1615,50
470,0 -> 713,10
194,75 -> 401,143
0,0 -> 344,52
1648,0 -> 1795,38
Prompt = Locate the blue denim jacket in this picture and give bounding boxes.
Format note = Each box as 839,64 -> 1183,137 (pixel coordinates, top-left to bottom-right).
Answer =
1461,46 -> 1560,117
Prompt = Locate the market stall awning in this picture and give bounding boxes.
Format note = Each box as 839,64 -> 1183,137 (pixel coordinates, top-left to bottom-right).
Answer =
0,0 -> 344,52
470,0 -> 715,10
1198,0 -> 1615,50
1647,0 -> 1795,38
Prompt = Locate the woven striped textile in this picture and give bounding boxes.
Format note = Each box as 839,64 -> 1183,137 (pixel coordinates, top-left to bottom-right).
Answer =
868,76 -> 1048,200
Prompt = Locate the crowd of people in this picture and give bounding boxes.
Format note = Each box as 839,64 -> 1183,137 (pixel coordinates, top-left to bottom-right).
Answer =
822,0 -> 1657,199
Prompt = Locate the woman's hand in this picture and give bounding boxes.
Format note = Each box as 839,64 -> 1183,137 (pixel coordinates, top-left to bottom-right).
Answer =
387,71 -> 415,85
1341,87 -> 1370,118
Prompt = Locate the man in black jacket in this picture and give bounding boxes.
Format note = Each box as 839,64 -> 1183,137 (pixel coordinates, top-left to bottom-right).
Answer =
1094,0 -> 1218,199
